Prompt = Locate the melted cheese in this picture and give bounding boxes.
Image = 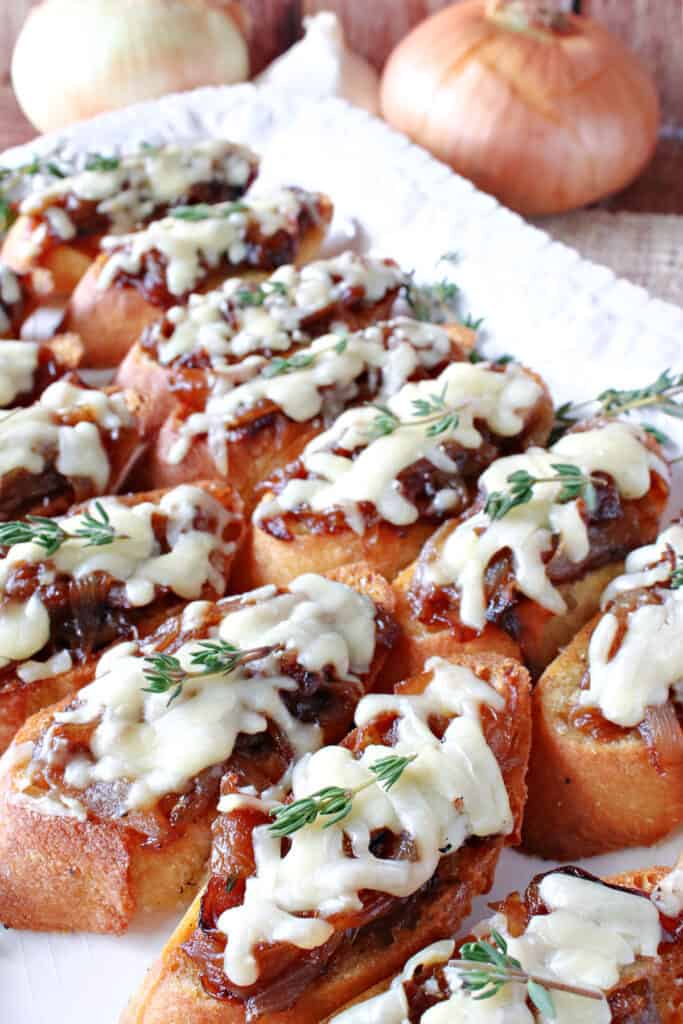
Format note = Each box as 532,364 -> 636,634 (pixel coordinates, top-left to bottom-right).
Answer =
424,423 -> 667,631
30,574 -> 376,810
0,485 -> 237,667
167,317 -> 454,472
653,865 -> 683,917
20,140 -> 256,252
0,380 -> 131,488
156,252 -> 405,367
217,656 -> 511,987
333,873 -> 661,1024
0,340 -> 38,406
581,523 -> 683,727
97,186 -> 321,297
258,361 -> 541,531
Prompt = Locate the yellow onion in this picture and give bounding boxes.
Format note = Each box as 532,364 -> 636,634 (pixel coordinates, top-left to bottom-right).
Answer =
380,0 -> 660,215
12,0 -> 249,133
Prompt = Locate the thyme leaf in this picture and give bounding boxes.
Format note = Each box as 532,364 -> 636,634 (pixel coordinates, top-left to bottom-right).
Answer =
484,464 -> 599,521
268,754 -> 417,837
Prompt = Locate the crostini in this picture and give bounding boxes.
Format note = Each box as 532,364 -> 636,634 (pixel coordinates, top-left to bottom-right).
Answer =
332,863 -> 683,1023
390,419 -> 669,683
65,187 -> 333,366
120,650 -> 531,1024
0,482 -> 244,753
0,566 -> 395,933
2,141 -> 259,308
142,318 -> 471,510
0,378 -> 148,519
524,522 -> 683,859
241,357 -> 553,589
0,334 -> 83,407
115,253 -> 411,432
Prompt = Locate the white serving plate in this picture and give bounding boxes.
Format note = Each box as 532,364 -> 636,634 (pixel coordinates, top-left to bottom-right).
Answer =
2,84 -> 683,1024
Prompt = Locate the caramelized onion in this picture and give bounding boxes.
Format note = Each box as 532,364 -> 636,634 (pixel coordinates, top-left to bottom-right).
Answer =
639,703 -> 683,775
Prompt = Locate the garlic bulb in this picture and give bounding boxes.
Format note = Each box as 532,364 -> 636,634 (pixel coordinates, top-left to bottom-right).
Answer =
12,0 -> 249,134
257,13 -> 380,115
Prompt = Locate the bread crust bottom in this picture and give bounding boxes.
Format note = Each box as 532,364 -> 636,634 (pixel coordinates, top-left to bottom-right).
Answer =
121,840 -> 504,1024
121,651 -> 531,1023
523,616 -> 683,859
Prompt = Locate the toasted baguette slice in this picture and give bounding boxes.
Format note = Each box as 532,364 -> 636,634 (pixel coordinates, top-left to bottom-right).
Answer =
524,523 -> 683,858
139,319 -> 470,511
120,651 -> 531,1024
0,481 -> 245,754
330,864 -> 683,1023
239,359 -> 553,590
385,420 -> 669,684
115,255 -> 410,434
1,142 -> 259,309
64,188 -> 333,367
0,378 -> 149,520
0,333 -> 83,408
0,565 -> 396,933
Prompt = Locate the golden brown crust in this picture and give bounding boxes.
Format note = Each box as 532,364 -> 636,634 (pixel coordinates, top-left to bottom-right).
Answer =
0,481 -> 244,755
120,652 -> 531,1023
64,212 -> 331,369
235,510 -> 436,593
0,562 -> 394,934
381,564 -> 522,690
137,411 -> 326,512
523,615 -> 683,859
1,215 -> 95,298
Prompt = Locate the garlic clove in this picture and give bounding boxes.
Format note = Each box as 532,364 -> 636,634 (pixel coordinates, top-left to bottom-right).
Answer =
257,13 -> 380,116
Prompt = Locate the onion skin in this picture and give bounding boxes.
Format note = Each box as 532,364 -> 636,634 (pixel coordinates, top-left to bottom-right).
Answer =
380,0 -> 660,215
11,0 -> 250,134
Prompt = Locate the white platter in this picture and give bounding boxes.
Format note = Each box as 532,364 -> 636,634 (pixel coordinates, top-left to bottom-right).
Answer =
2,83 -> 683,1024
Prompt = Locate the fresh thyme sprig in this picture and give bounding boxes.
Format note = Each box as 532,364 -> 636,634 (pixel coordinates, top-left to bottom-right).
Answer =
670,563 -> 683,590
0,502 -> 120,556
268,753 -> 418,837
262,337 -> 348,378
453,930 -> 602,1014
368,384 -> 460,440
234,281 -> 289,307
141,642 -> 278,705
84,154 -> 121,172
169,201 -> 247,221
484,464 -> 599,521
550,369 -> 683,445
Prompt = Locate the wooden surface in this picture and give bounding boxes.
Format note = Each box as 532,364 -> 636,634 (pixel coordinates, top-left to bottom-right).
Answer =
1,0 -> 682,213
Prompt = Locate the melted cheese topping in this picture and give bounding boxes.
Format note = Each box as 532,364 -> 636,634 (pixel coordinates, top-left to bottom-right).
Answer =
0,380 -> 132,488
28,574 -> 376,810
258,361 -> 542,532
653,864 -> 683,918
97,186 -> 322,297
20,140 -> 256,249
423,423 -> 667,631
0,485 -> 237,667
581,523 -> 683,727
156,252 -> 405,367
0,340 -> 38,406
167,317 -> 453,472
333,873 -> 661,1024
0,265 -> 21,335
217,656 -> 511,987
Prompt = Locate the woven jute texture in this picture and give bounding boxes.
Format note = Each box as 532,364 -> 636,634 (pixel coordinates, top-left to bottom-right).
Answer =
539,211 -> 683,308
